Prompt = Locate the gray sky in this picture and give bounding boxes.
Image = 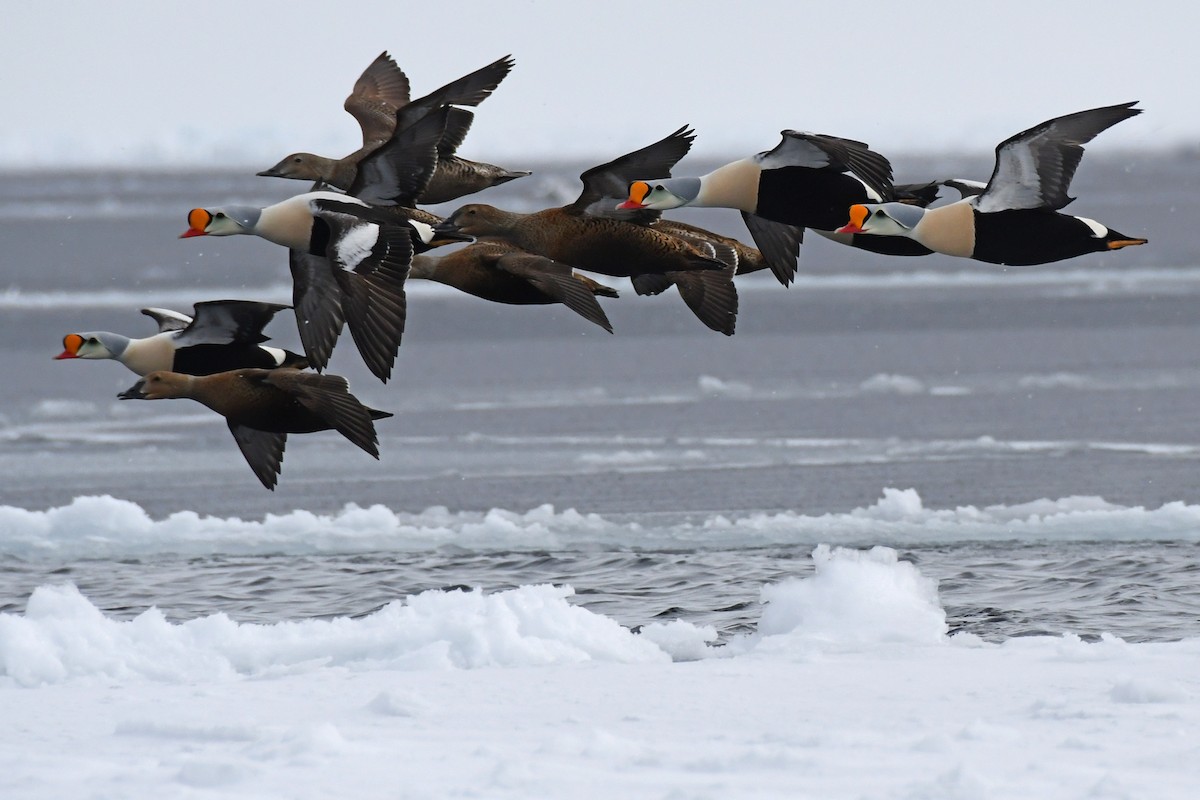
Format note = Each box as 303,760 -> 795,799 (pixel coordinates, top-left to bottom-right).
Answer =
4,0 -> 1193,168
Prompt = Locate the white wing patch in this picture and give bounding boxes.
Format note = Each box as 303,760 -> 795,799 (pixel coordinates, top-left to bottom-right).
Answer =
408,219 -> 435,245
260,345 -> 289,366
334,223 -> 380,272
1075,215 -> 1108,238
850,174 -> 884,203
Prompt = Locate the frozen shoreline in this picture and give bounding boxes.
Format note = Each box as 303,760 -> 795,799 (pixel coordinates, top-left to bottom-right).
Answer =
4,548 -> 1197,799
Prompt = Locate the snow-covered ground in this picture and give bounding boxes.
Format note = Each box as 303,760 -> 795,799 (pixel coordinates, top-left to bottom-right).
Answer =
3,545 -> 1196,799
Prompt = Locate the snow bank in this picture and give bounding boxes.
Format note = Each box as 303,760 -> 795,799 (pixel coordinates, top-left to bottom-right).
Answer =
0,545 -> 953,686
4,488 -> 1200,560
751,544 -> 947,647
3,548 -> 1199,799
0,583 -> 671,687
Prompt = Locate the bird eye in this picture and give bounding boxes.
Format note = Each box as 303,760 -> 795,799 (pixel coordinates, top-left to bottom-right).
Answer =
215,212 -> 226,219
87,337 -> 98,344
293,157 -> 302,164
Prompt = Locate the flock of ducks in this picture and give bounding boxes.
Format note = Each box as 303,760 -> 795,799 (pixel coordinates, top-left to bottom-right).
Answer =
54,52 -> 1149,490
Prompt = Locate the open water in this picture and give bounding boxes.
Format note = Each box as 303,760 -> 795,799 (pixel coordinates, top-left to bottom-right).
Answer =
1,153 -> 1198,643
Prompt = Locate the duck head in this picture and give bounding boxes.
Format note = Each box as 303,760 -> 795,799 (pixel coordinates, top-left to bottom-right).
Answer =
180,206 -> 262,238
118,370 -> 192,400
432,204 -> 518,239
836,203 -> 926,236
54,332 -> 126,360
618,178 -> 701,211
256,152 -> 330,181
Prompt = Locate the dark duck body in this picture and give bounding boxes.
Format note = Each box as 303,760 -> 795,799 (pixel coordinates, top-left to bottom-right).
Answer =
409,241 -> 617,332
119,368 -> 392,490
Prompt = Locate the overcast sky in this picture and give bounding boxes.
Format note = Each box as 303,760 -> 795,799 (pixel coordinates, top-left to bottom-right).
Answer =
4,1 -> 1193,168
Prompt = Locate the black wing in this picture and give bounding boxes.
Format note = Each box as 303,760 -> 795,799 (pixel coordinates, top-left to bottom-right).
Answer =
227,422 -> 287,491
263,370 -> 388,458
310,201 -> 414,382
349,105 -> 450,206
492,251 -> 615,333
288,250 -> 346,372
393,55 -> 515,133
739,213 -> 803,286
569,125 -> 695,219
760,131 -> 893,200
176,300 -> 292,347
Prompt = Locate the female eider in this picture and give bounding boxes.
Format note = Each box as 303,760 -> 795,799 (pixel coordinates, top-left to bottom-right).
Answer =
118,368 -> 392,491
408,242 -> 618,333
257,53 -> 529,204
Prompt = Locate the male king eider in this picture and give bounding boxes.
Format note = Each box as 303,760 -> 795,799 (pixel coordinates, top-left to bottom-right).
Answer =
619,130 -> 934,275
55,301 -> 306,376
835,102 -> 1148,266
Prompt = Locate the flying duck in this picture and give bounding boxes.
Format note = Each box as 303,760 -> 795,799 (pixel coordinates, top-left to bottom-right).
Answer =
54,301 -> 306,376
257,53 -> 529,204
618,131 -> 939,281
409,241 -> 618,332
182,110 -> 474,380
435,126 -> 739,335
835,102 -> 1148,266
118,368 -> 392,490
181,191 -> 416,381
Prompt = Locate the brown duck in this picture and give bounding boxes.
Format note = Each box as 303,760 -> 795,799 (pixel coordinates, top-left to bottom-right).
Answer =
119,368 -> 392,490
257,53 -> 529,204
409,241 -> 618,332
435,126 -> 738,335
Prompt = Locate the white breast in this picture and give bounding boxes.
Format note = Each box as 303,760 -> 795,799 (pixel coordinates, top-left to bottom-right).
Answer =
698,159 -> 761,212
120,334 -> 178,375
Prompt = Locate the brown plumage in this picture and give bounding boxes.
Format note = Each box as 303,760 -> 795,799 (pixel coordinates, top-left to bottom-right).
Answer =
434,203 -> 729,278
409,241 -> 617,332
434,125 -> 738,335
437,203 -> 739,336
118,368 -> 392,490
257,54 -> 528,204
654,220 -> 772,276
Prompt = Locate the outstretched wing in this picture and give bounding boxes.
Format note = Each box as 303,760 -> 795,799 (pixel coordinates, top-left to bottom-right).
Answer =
393,55 -> 515,133
492,251 -> 615,333
758,131 -> 893,199
345,51 -> 412,147
141,307 -> 192,333
976,101 -> 1141,213
570,125 -> 695,219
288,250 -> 345,372
310,200 -> 414,381
175,300 -> 292,347
349,106 -> 449,207
438,107 -> 475,160
227,422 -> 287,491
262,370 -> 386,458
739,213 -> 803,286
